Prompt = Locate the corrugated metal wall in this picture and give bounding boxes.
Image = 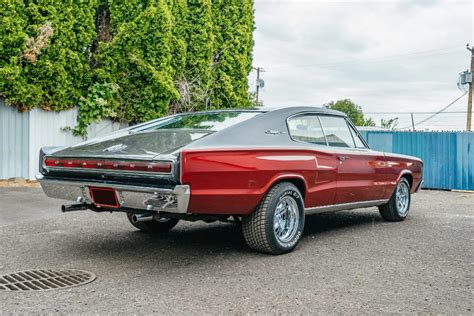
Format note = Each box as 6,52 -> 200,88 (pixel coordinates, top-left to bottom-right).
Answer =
27,107 -> 121,180
361,131 -> 474,191
0,101 -> 29,179
0,99 -> 122,180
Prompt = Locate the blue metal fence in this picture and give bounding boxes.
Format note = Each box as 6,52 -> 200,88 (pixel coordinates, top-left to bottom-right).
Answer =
360,131 -> 474,191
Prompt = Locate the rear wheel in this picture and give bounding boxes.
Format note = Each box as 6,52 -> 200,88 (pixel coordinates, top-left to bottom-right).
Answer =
379,178 -> 411,221
126,213 -> 179,233
242,182 -> 305,255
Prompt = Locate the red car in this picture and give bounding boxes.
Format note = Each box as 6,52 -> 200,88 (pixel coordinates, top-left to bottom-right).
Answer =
37,107 -> 423,254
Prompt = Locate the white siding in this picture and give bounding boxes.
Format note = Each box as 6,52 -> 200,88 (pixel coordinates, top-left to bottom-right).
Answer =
0,99 -> 123,180
0,101 -> 29,179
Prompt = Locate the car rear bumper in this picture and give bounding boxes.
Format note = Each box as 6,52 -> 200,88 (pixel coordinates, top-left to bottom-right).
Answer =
36,174 -> 190,214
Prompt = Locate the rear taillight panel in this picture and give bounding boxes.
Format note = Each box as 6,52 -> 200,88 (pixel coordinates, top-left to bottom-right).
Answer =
43,157 -> 173,175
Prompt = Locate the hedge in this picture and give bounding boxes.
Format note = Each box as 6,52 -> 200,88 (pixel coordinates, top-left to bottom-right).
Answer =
0,0 -> 255,136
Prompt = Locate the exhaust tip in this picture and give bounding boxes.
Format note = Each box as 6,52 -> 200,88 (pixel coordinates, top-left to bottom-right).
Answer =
61,203 -> 88,212
132,214 -> 154,223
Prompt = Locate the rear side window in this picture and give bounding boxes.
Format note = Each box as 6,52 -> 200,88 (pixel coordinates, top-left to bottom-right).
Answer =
319,116 -> 355,148
287,115 -> 327,145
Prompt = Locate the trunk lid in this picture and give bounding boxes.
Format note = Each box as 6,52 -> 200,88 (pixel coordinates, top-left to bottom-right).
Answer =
51,129 -> 212,160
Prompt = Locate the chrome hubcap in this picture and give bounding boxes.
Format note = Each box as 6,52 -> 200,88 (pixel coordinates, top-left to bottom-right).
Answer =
396,181 -> 410,216
273,196 -> 299,243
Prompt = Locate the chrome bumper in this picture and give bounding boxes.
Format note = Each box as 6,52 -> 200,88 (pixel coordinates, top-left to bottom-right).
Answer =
36,174 -> 190,214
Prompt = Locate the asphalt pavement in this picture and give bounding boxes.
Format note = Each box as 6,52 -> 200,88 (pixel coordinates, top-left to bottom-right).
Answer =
0,187 -> 472,314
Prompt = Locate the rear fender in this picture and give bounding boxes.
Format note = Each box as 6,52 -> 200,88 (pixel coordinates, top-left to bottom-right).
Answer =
262,173 -> 308,198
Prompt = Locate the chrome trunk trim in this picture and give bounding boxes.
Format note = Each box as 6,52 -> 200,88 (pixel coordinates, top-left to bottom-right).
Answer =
305,199 -> 388,214
36,174 -> 190,214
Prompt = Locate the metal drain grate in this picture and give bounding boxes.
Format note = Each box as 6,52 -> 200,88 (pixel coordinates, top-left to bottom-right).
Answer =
0,269 -> 96,291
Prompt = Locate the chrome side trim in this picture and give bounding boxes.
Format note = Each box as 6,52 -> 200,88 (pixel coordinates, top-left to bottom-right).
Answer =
36,174 -> 190,214
305,199 -> 388,215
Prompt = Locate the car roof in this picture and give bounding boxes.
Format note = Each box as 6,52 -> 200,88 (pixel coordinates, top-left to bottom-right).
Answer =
178,106 -> 346,117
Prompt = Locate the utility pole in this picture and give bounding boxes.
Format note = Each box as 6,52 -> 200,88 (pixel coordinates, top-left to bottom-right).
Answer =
411,113 -> 416,131
466,44 -> 473,131
253,67 -> 265,105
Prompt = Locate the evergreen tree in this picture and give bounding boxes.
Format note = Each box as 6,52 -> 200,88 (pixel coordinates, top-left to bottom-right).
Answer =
184,0 -> 214,110
0,0 -> 256,135
210,0 -> 254,109
92,0 -> 177,124
0,0 -> 97,111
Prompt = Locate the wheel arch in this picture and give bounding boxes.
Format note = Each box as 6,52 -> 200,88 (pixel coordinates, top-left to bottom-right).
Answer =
398,170 -> 413,188
265,174 -> 307,200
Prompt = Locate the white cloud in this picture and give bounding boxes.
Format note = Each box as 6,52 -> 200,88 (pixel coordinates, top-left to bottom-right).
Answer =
250,0 -> 473,129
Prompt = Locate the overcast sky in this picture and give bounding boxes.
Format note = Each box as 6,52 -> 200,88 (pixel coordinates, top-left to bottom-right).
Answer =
250,0 -> 473,129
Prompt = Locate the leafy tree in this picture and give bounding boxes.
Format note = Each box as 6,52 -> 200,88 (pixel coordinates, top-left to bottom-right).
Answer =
380,117 -> 399,130
325,99 -> 375,127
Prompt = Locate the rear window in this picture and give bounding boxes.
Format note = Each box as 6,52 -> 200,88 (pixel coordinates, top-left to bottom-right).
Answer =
133,111 -> 262,132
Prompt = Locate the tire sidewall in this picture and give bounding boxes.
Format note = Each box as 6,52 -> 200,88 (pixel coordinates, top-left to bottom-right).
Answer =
266,184 -> 305,252
394,178 -> 411,218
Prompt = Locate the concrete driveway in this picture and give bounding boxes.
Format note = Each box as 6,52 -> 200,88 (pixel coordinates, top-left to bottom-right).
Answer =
0,187 -> 472,314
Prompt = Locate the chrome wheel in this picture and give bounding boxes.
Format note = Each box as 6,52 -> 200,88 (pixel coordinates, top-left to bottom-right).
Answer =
396,181 -> 410,216
273,196 -> 299,243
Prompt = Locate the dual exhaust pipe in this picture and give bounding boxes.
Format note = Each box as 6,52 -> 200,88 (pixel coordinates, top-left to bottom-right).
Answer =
61,203 -> 155,223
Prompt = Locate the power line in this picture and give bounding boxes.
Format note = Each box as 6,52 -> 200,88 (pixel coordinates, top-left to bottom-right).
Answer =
366,111 -> 468,114
399,92 -> 468,129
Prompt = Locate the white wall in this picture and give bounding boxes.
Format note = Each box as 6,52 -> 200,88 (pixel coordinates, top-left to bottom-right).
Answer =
28,107 -> 122,180
0,101 -> 29,179
0,100 -> 123,180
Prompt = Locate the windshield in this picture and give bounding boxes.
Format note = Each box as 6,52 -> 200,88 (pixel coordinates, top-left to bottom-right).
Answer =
131,111 -> 262,132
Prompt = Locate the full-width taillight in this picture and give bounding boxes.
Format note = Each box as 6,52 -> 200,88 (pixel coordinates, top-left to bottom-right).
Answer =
43,157 -> 172,174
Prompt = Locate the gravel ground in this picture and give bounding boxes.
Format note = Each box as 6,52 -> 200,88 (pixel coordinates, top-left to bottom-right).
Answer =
0,188 -> 472,314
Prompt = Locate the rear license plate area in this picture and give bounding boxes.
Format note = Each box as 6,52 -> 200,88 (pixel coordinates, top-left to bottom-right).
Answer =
89,187 -> 119,208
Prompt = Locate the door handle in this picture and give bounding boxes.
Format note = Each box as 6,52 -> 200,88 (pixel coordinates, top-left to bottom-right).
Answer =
337,156 -> 350,161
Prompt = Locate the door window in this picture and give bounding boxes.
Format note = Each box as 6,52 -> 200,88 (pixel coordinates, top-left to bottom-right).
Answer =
319,116 -> 355,148
348,123 -> 367,148
287,115 -> 327,145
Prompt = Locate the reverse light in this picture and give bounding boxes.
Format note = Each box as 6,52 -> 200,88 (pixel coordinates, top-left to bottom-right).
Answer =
43,157 -> 172,174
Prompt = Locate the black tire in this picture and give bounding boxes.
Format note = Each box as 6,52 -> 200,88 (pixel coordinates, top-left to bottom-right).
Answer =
379,178 -> 411,222
126,213 -> 179,233
242,182 -> 305,255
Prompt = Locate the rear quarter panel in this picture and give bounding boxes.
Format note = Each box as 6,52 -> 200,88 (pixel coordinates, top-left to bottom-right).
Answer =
180,148 -> 337,215
382,152 -> 423,197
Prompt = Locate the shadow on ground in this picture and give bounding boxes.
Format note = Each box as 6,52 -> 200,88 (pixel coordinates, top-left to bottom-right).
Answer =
51,209 -> 383,266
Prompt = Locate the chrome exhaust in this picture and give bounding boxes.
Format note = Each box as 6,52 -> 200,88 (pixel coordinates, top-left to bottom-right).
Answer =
131,214 -> 154,223
61,203 -> 88,212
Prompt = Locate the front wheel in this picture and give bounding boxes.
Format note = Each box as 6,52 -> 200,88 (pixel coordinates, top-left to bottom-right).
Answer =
242,182 -> 305,255
379,178 -> 411,221
126,213 -> 179,233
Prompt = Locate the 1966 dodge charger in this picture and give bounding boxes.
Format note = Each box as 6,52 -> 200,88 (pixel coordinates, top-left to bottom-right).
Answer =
37,107 -> 423,254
